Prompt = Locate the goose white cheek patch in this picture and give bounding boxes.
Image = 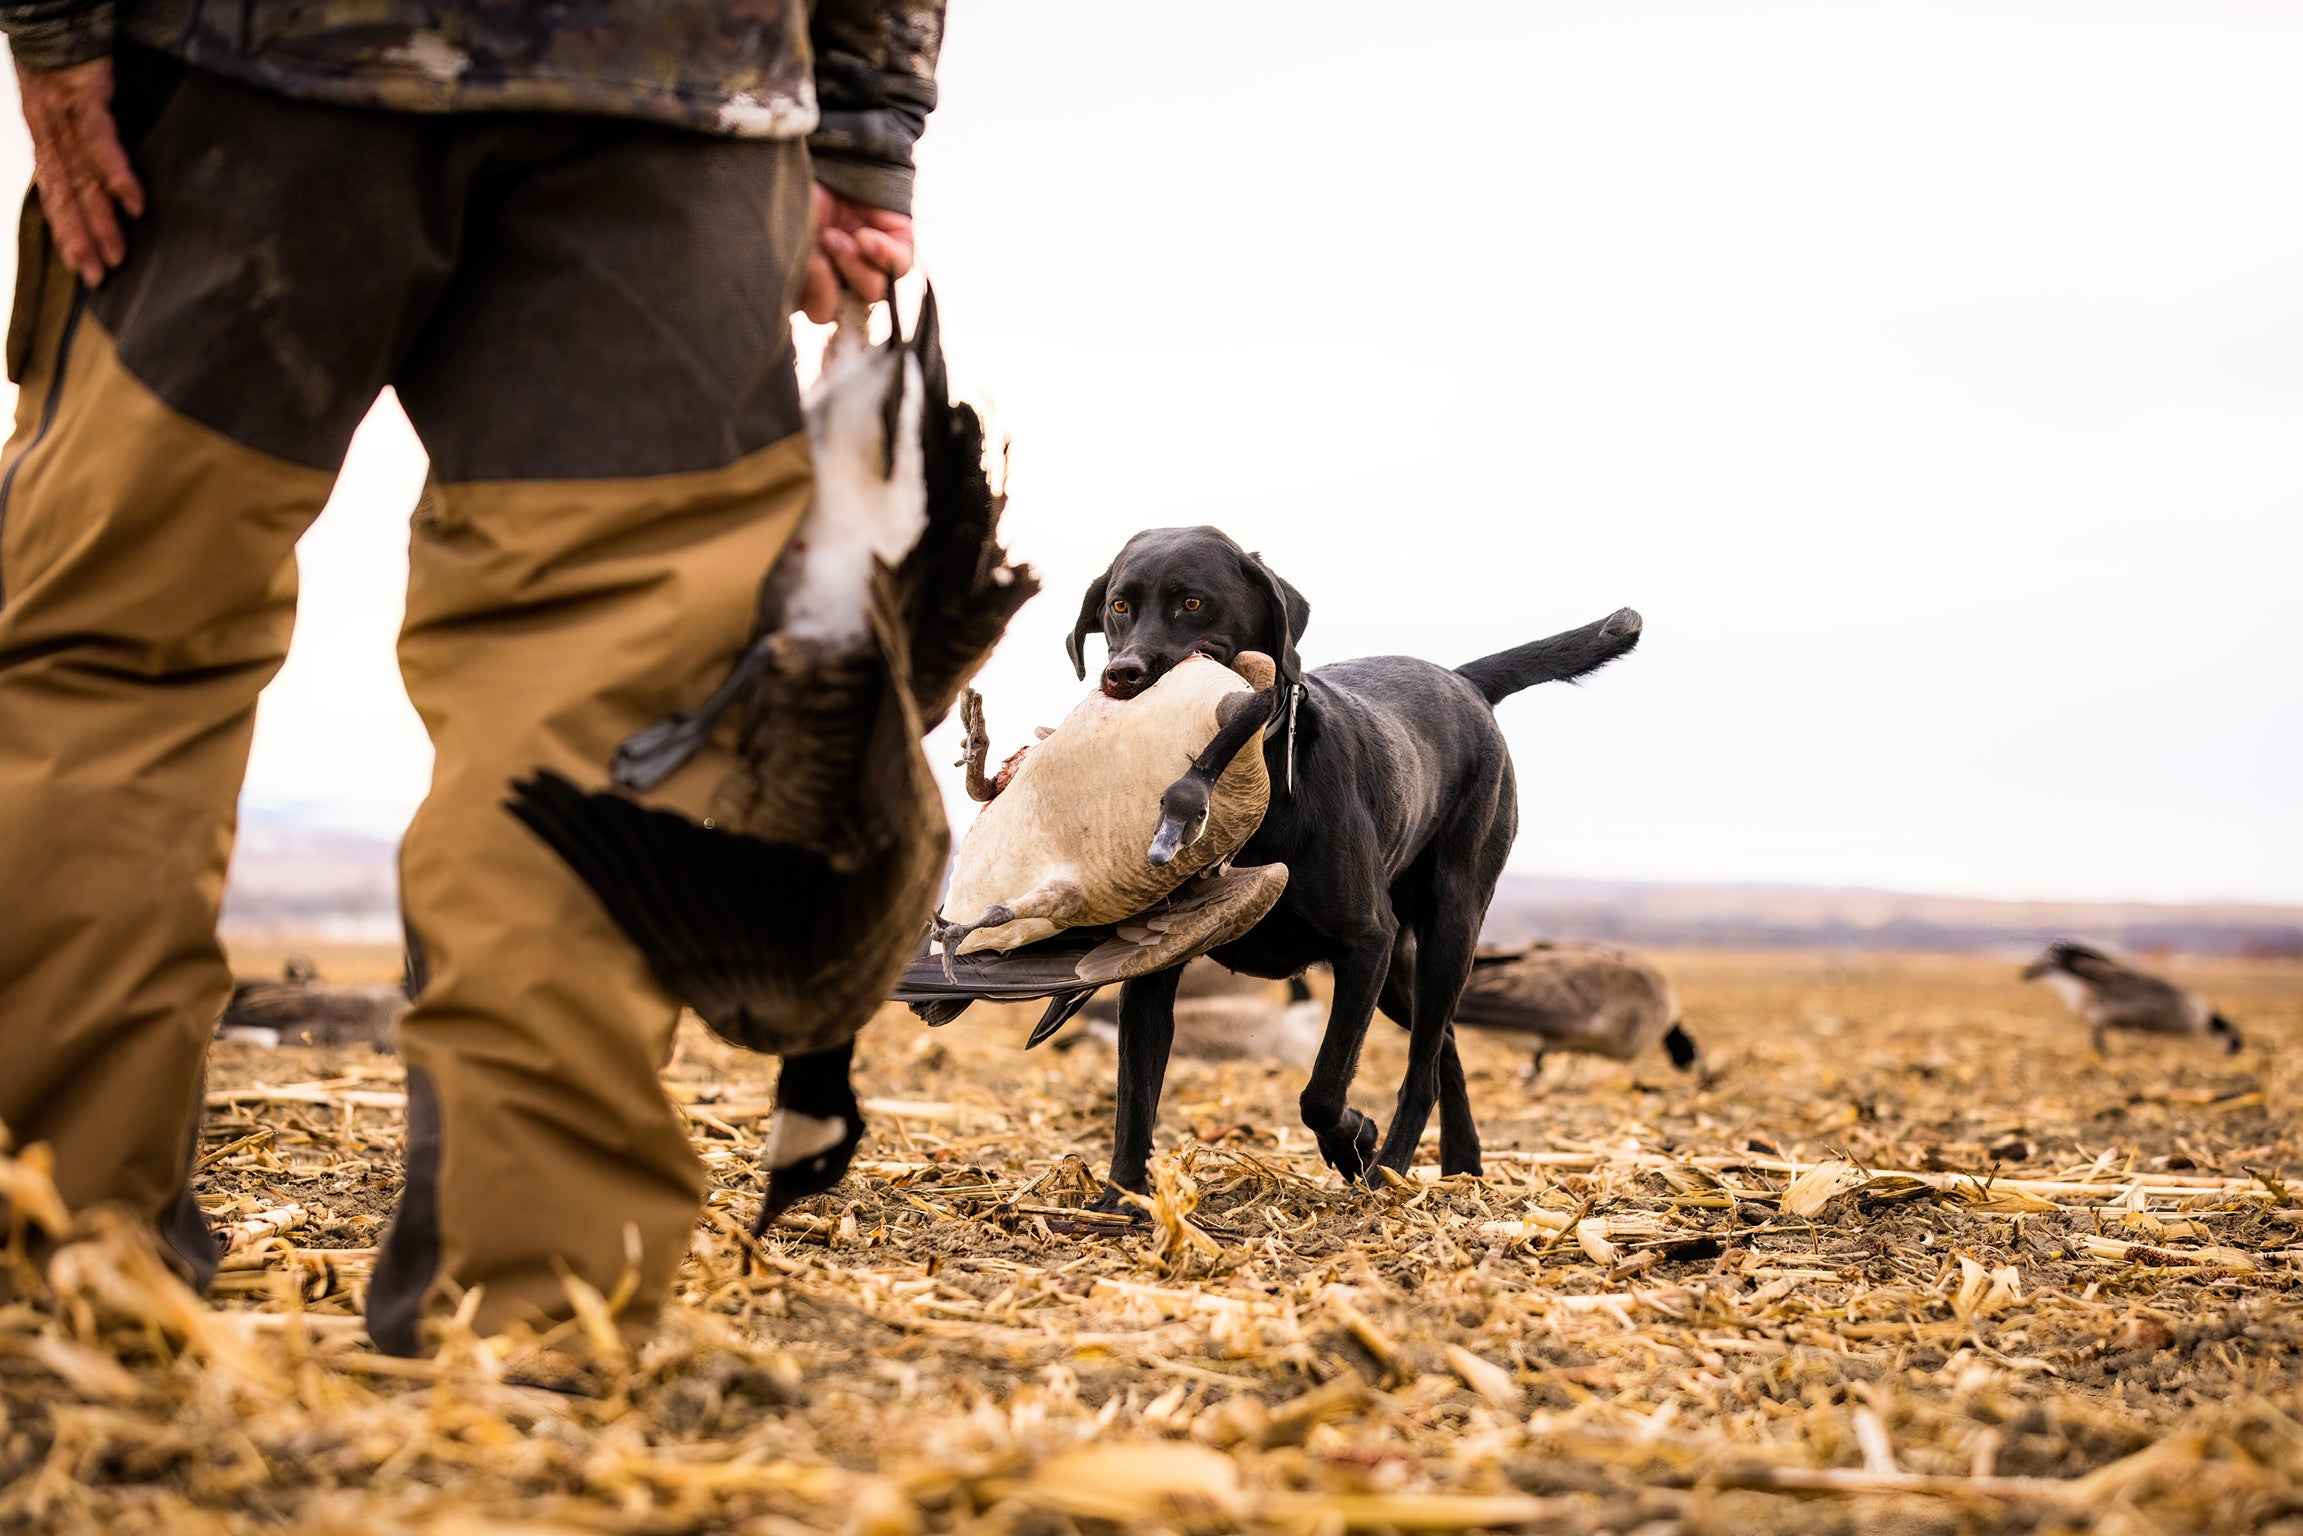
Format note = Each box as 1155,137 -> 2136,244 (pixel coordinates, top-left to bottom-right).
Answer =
2043,972 -> 2091,1017
764,1108 -> 850,1170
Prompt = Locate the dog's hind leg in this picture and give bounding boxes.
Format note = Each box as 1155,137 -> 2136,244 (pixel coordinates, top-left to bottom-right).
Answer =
1298,928 -> 1394,1184
1093,964 -> 1183,1211
1374,874 -> 1491,1177
1436,1026 -> 1481,1177
1379,933 -> 1479,1176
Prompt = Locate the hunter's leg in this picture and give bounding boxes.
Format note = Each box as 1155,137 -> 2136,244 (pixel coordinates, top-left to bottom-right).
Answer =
370,125 -> 814,1353
0,59 -> 442,1283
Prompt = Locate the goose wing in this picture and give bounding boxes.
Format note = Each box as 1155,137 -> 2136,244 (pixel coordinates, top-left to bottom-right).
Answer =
2077,960 -> 2194,1026
892,863 -> 1290,1041
898,286 -> 1039,728
1453,953 -> 1601,1031
507,766 -> 945,1057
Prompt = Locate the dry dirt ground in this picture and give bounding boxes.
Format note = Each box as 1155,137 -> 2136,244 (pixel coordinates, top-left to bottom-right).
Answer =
4,948 -> 2300,1535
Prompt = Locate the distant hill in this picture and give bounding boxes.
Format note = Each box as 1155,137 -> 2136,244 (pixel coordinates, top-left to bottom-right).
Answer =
222,819 -> 402,941
1482,875 -> 2303,959
222,818 -> 2303,958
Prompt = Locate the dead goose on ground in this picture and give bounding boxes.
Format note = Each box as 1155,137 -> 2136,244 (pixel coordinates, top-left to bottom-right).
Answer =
215,956 -> 408,1053
891,652 -> 1291,1040
2020,941 -> 2242,1055
1449,939 -> 1698,1082
508,284 -> 1037,1228
1058,960 -> 1323,1068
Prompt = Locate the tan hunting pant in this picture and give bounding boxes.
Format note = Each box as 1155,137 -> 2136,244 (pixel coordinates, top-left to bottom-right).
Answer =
0,52 -> 811,1353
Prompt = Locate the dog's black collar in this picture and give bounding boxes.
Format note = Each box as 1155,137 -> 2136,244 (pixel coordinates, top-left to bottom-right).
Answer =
1281,682 -> 1303,796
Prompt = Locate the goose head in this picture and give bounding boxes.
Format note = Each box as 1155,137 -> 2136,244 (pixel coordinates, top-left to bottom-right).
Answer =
1147,775 -> 1212,867
2020,940 -> 2107,982
757,1080 -> 866,1227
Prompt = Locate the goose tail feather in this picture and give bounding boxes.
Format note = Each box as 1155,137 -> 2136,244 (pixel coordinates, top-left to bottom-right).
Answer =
505,770 -> 832,1049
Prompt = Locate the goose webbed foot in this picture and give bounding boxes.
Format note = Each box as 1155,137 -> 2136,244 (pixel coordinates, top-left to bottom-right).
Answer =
612,712 -> 718,793
958,688 -> 999,802
930,904 -> 1015,982
612,636 -> 776,791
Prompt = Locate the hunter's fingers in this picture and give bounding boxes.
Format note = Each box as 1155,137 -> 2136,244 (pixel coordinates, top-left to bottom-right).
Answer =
820,227 -> 888,304
34,164 -> 100,287
850,224 -> 915,280
82,106 -> 144,219
22,101 -> 137,283
72,163 -> 127,271
797,250 -> 841,325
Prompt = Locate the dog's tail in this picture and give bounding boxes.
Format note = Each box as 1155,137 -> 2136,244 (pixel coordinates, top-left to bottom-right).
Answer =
1455,608 -> 1642,706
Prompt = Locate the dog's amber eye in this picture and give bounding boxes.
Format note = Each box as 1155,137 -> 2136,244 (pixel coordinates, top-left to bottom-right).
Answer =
1182,597 -> 1203,612
1111,599 -> 1129,615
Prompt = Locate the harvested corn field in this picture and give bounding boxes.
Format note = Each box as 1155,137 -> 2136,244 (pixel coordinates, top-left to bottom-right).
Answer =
5,949 -> 2301,1535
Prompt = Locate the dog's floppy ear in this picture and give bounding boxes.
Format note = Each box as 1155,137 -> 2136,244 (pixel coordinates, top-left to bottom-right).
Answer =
1241,552 -> 1309,689
1065,567 -> 1112,680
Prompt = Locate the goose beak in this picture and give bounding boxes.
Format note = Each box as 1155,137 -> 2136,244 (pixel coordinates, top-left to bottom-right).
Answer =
754,1107 -> 861,1232
877,269 -> 907,480
1147,778 -> 1211,867
1146,818 -> 1187,867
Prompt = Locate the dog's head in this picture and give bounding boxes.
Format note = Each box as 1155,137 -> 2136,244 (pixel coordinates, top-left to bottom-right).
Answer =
1066,526 -> 1309,701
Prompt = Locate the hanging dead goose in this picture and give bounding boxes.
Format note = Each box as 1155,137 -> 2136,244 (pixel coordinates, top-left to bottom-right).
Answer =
215,956 -> 407,1053
2021,941 -> 2242,1055
509,284 -> 1037,1227
1449,940 -> 1698,1080
892,652 -> 1290,1037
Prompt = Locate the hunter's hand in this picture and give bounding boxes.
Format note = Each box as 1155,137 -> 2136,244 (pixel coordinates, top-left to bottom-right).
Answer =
14,58 -> 142,287
797,183 -> 914,323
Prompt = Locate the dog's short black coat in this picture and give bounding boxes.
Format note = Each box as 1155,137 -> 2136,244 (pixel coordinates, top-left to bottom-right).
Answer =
1063,525 -> 1640,1205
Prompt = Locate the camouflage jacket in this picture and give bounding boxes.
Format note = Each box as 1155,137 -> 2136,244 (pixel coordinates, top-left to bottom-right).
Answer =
0,0 -> 942,211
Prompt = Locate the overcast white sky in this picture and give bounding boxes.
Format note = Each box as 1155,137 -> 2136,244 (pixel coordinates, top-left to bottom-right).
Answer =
4,1 -> 2299,903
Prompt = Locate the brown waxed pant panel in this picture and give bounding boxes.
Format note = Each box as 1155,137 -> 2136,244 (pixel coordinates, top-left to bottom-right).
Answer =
384,438 -> 809,1342
0,68 -> 815,1344
0,316 -> 333,1248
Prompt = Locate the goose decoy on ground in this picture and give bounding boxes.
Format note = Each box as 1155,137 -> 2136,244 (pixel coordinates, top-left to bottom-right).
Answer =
214,956 -> 408,1052
2020,941 -> 2242,1055
508,284 -> 1038,1229
1063,961 -> 1324,1068
1448,940 -> 1698,1082
890,652 -> 1292,1043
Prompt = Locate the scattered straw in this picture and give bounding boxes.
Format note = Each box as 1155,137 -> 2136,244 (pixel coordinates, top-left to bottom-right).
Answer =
0,949 -> 2296,1532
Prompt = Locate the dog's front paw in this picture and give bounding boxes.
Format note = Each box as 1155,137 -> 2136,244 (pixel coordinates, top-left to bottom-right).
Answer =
1089,1183 -> 1150,1220
1316,1108 -> 1378,1184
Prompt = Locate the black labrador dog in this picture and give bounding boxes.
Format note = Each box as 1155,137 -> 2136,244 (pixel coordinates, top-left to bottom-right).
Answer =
1065,525 -> 1640,1204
